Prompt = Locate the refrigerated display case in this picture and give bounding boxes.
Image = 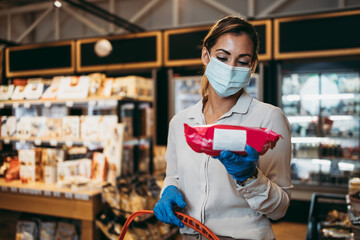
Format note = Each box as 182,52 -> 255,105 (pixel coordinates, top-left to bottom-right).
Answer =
280,64 -> 360,200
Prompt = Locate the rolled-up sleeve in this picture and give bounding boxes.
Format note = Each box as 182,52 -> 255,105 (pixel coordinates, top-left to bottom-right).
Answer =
237,107 -> 292,220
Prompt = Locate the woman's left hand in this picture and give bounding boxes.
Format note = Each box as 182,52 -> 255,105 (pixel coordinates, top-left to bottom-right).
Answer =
214,145 -> 259,181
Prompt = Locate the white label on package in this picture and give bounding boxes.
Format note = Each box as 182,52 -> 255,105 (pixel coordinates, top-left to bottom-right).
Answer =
213,129 -> 246,151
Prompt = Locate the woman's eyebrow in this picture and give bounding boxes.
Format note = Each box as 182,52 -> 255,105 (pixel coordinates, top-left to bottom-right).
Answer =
215,49 -> 252,58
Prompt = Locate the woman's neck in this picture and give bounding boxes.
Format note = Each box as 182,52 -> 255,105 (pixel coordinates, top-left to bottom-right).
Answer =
203,87 -> 242,124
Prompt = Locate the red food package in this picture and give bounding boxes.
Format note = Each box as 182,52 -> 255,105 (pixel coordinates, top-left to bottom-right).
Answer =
184,123 -> 282,156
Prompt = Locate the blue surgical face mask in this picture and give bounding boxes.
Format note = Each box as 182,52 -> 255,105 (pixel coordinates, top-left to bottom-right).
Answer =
205,52 -> 251,98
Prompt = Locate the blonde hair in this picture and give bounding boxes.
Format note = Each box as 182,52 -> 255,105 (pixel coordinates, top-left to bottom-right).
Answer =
201,16 -> 259,99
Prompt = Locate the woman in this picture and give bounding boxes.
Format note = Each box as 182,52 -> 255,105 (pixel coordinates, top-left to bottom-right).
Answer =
154,16 -> 292,240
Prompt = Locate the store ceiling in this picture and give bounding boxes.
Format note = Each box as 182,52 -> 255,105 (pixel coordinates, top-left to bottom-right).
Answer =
0,0 -> 49,10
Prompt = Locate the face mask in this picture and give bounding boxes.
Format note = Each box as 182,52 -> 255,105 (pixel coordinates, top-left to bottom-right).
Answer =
205,53 -> 251,98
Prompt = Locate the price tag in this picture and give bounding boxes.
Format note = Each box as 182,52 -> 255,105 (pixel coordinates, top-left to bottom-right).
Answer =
34,189 -> 42,195
13,102 -> 19,108
66,101 -> 74,107
65,192 -> 73,199
34,139 -> 42,146
44,101 -> 52,108
44,190 -> 52,197
0,103 -> 4,108
50,139 -> 57,146
65,140 -> 73,147
4,138 -> 10,144
1,186 -> 8,191
53,191 -> 61,198
74,193 -> 89,201
88,100 -> 96,107
98,100 -> 105,106
24,102 -> 31,108
10,187 -> 18,193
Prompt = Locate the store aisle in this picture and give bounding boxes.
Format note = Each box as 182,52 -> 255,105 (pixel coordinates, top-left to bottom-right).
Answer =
272,221 -> 307,240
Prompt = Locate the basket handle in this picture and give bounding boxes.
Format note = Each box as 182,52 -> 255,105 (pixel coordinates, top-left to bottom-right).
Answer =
117,210 -> 219,240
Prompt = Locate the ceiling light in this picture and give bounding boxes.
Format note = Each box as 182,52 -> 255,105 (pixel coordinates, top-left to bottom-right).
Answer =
54,0 -> 62,8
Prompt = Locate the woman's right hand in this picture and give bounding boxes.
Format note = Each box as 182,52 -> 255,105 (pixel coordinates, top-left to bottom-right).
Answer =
153,185 -> 186,228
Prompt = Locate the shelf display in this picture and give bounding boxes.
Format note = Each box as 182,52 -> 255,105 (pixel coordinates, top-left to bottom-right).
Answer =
281,67 -> 360,197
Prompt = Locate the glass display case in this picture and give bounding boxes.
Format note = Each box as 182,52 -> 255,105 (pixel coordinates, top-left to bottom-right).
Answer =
281,65 -> 360,199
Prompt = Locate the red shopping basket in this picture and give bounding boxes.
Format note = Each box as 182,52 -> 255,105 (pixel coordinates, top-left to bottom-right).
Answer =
118,210 -> 219,240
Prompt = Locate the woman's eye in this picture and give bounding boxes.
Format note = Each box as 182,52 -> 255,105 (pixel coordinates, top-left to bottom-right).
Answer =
216,56 -> 227,62
238,61 -> 250,66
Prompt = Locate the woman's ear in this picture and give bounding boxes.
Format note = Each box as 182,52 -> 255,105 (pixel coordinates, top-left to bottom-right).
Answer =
201,47 -> 210,66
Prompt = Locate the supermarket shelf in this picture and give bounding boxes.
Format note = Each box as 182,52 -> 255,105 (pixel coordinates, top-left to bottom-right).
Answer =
291,182 -> 348,201
0,95 -> 154,108
0,179 -> 103,240
0,136 -> 104,146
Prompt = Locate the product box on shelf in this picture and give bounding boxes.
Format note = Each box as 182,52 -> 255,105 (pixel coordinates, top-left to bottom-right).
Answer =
99,115 -> 118,140
57,76 -> 90,99
11,85 -> 26,100
16,116 -> 31,139
91,152 -> 107,181
1,116 -> 17,137
30,117 -> 47,138
101,78 -> 113,97
120,104 -> 134,139
140,106 -> 154,137
46,118 -> 62,138
0,85 -> 14,100
41,76 -> 61,100
103,123 -> 124,185
24,82 -> 44,100
88,73 -> 106,97
80,116 -> 100,140
18,149 -> 42,182
57,158 -> 92,183
112,75 -> 153,98
62,116 -> 80,139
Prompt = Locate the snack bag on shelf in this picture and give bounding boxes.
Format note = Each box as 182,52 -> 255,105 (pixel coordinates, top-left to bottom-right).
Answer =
88,73 -> 106,97
55,222 -> 78,240
4,156 -> 20,182
184,123 -> 282,157
80,116 -> 100,140
91,152 -> 107,181
0,85 -> 14,100
16,116 -> 32,138
30,117 -> 47,138
1,116 -> 17,137
46,118 -> 62,138
41,76 -> 61,100
57,76 -> 89,99
24,82 -> 44,100
62,116 -> 80,139
18,149 -> 42,182
112,75 -> 152,98
16,220 -> 38,240
11,85 -> 26,100
39,222 -> 56,240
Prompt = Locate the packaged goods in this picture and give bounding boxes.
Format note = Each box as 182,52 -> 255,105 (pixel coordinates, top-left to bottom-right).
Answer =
57,76 -> 89,99
24,82 -> 44,100
62,116 -> 80,139
11,85 -> 26,100
41,76 -> 61,100
184,123 -> 282,156
0,85 -> 14,100
112,75 -> 153,98
1,116 -> 17,137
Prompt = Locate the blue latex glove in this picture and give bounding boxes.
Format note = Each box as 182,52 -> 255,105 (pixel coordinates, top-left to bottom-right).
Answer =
154,185 -> 186,228
215,145 -> 259,181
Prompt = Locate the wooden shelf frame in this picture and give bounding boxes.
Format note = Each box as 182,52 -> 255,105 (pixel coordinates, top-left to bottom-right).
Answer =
0,179 -> 102,240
